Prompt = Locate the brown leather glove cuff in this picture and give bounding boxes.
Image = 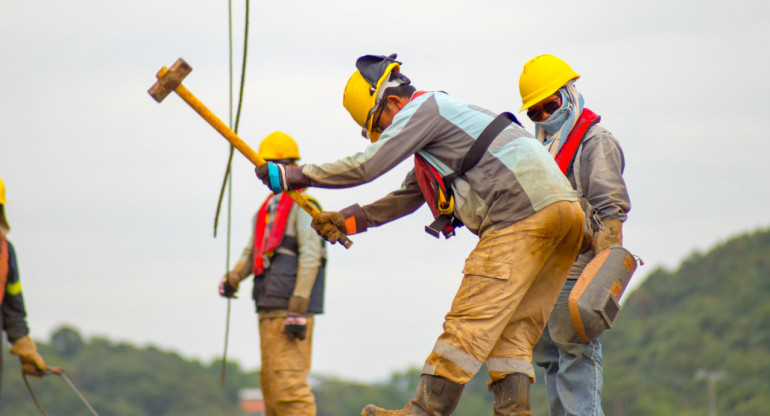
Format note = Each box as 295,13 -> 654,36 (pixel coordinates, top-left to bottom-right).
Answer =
593,219 -> 623,253
288,296 -> 310,316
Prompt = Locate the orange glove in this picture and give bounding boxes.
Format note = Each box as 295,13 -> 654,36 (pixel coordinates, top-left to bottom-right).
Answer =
10,335 -> 46,375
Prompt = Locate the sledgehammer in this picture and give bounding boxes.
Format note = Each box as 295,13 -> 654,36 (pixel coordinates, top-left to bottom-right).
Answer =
148,58 -> 353,248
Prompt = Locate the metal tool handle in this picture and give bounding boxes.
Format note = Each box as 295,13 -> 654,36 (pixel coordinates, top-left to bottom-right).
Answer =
153,66 -> 353,248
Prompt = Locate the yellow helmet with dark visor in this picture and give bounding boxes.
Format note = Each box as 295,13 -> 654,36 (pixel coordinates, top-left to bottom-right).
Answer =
342,54 -> 409,143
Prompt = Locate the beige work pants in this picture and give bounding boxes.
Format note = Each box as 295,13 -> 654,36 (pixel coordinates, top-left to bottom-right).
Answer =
423,201 -> 584,385
258,315 -> 316,416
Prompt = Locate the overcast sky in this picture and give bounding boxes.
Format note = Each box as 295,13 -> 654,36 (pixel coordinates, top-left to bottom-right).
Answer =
1,0 -> 768,384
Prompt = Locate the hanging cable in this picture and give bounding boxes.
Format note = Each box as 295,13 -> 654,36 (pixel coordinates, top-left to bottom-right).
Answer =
219,0 -> 234,386
24,367 -> 100,416
214,0 -> 250,239
217,0 -> 250,385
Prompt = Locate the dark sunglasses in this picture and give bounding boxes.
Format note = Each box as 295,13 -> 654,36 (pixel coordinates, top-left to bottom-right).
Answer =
371,101 -> 387,134
527,95 -> 563,122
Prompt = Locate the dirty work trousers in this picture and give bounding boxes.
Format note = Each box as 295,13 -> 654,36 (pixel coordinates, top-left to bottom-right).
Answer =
258,314 -> 316,416
422,200 -> 584,384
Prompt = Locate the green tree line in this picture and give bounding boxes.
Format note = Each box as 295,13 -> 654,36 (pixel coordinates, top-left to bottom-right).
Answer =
2,228 -> 769,415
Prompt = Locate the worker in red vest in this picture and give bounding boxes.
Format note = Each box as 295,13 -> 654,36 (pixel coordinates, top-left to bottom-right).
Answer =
218,132 -> 326,416
519,55 -> 631,416
0,177 -> 47,393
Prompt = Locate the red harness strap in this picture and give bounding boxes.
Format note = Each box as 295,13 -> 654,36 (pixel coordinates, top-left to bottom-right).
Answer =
410,91 -> 457,237
554,108 -> 601,174
252,192 -> 295,275
0,236 -> 9,303
410,91 -> 443,216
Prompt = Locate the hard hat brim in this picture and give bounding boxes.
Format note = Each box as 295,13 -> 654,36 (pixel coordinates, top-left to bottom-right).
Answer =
519,75 -> 579,112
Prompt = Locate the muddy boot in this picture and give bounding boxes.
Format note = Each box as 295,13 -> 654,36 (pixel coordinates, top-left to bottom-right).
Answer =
361,374 -> 464,416
488,373 -> 532,416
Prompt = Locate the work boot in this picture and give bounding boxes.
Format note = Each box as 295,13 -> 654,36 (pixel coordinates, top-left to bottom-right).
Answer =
488,373 -> 532,416
361,374 -> 464,416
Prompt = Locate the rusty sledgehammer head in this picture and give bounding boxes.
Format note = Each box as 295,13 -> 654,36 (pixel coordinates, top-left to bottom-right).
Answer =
148,58 -> 192,102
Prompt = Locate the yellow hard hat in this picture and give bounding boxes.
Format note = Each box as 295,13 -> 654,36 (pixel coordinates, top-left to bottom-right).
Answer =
343,54 -> 405,143
0,177 -> 6,205
0,177 -> 8,231
258,131 -> 300,161
519,54 -> 580,111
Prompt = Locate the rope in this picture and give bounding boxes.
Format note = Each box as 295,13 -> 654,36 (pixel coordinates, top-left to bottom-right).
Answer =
23,368 -> 100,416
219,0 -> 235,386
22,371 -> 47,415
217,0 -> 251,385
214,0 -> 250,238
59,372 -> 100,416
221,295 -> 232,385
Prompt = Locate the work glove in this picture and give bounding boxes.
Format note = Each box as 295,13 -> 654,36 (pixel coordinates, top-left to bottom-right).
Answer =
218,271 -> 240,298
284,296 -> 310,340
255,163 -> 309,194
311,211 -> 346,244
10,335 -> 47,375
593,219 -> 623,254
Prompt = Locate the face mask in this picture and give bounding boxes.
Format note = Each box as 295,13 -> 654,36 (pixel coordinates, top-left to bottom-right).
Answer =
535,90 -> 571,134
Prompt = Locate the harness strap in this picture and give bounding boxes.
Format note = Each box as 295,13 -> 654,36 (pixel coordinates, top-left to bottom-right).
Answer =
441,112 -> 517,185
425,112 -> 517,238
253,192 -> 295,275
554,108 -> 600,174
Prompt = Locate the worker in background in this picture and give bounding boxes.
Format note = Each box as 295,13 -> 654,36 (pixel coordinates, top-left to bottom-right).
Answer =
0,177 -> 47,394
255,53 -> 584,416
519,54 -> 631,416
219,132 -> 326,416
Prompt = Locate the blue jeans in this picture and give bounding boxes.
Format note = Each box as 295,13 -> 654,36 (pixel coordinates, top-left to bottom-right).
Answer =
533,278 -> 604,416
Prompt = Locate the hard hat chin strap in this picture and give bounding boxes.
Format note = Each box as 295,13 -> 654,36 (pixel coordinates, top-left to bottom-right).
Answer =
368,76 -> 411,123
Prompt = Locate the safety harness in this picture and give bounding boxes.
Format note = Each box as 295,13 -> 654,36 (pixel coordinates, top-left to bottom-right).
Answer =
553,108 -> 600,174
553,108 -> 604,236
252,192 -> 295,275
412,93 -> 519,238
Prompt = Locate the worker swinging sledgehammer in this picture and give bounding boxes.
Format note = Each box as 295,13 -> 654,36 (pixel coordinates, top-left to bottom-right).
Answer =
147,58 -> 353,249
254,53 -> 585,416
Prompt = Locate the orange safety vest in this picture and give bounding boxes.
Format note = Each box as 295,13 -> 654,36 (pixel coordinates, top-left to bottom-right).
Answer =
554,108 -> 601,174
252,192 -> 296,275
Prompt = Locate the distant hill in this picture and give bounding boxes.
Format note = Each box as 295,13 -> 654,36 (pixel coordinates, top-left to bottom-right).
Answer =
2,229 -> 768,415
599,228 -> 770,416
